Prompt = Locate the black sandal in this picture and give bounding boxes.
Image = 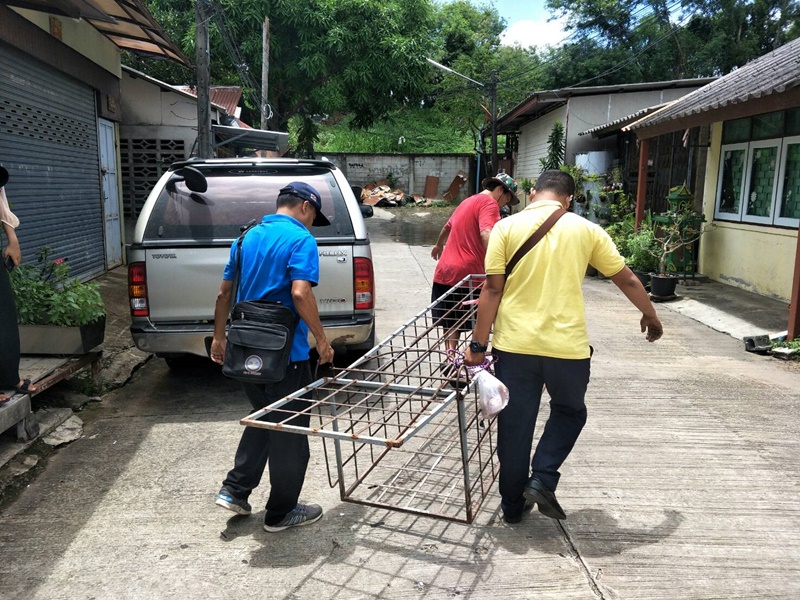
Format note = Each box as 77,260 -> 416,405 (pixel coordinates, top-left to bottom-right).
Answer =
15,379 -> 35,394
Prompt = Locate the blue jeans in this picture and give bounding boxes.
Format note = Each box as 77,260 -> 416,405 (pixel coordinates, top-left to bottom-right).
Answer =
494,349 -> 590,517
222,361 -> 312,525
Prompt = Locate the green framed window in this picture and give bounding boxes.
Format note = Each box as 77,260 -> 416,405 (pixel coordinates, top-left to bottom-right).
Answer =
716,110 -> 800,227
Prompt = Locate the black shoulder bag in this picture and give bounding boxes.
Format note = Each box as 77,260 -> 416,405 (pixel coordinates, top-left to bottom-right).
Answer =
222,224 -> 299,383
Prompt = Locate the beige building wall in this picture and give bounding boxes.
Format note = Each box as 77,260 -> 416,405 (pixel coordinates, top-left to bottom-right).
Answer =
11,8 -> 120,76
700,122 -> 799,301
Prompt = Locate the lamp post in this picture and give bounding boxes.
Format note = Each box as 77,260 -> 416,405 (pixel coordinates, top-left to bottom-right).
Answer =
426,58 -> 499,176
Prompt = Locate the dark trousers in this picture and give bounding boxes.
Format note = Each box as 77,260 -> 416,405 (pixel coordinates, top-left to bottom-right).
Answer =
494,349 -> 590,516
0,264 -> 21,388
222,361 -> 312,526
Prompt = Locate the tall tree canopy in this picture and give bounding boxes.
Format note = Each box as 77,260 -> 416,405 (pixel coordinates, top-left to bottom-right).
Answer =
130,0 -> 434,149
126,0 -> 800,154
542,0 -> 800,86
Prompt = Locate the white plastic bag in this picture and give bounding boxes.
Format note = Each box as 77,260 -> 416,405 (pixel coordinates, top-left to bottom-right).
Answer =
474,369 -> 509,419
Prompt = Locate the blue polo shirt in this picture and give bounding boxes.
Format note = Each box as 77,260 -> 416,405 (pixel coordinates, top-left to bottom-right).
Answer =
223,214 -> 319,362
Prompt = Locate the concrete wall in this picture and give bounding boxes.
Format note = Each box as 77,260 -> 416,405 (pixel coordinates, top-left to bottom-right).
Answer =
321,153 -> 473,199
514,105 -> 567,181
699,122 -> 799,301
12,8 -> 120,77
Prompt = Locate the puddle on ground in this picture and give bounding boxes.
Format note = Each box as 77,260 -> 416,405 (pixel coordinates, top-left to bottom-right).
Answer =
380,213 -> 451,246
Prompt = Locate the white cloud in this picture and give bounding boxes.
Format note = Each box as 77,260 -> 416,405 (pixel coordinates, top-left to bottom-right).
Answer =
500,17 -> 569,50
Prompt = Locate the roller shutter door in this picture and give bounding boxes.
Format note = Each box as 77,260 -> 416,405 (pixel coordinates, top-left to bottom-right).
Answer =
0,42 -> 104,279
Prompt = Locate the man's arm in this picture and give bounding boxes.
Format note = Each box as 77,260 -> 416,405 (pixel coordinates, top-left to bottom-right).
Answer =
609,266 -> 663,342
479,228 -> 492,249
292,279 -> 335,364
2,222 -> 20,265
209,279 -> 234,364
464,274 -> 505,366
430,224 -> 451,260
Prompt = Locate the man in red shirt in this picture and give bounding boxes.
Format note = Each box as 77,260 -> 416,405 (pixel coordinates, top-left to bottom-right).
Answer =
430,172 -> 518,352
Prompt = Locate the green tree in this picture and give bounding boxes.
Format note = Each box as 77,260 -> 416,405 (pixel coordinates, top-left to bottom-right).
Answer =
426,2 -> 543,148
130,0 -> 435,152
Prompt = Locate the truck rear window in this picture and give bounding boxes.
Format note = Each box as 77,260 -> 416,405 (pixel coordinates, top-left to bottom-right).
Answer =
143,167 -> 354,241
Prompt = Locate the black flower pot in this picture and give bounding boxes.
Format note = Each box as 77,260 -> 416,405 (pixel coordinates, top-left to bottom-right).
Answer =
650,274 -> 677,298
633,270 -> 651,289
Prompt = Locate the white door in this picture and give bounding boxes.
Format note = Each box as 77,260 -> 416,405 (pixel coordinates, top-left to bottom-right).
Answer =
99,119 -> 122,267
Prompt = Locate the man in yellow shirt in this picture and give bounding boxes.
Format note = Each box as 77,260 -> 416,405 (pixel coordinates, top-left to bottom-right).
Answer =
465,169 -> 663,524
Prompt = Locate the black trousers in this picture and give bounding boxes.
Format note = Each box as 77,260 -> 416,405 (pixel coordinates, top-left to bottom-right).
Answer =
222,361 -> 312,526
494,349 -> 590,517
0,264 -> 20,388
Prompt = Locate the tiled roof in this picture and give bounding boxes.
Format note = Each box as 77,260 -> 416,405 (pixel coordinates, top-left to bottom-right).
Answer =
628,38 -> 800,131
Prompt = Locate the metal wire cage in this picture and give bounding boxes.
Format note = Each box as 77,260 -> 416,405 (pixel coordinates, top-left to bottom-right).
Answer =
241,274 -> 500,523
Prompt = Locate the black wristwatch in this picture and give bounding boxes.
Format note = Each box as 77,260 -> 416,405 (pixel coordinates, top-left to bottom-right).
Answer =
469,339 -> 488,353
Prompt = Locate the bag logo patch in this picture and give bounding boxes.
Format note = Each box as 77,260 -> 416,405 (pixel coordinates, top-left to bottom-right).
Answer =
244,355 -> 263,372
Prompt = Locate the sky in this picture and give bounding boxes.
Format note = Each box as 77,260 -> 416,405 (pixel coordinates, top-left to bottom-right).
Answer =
491,0 -> 569,49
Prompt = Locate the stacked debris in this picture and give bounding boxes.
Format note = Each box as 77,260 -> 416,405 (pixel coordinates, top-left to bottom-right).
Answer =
361,183 -> 407,207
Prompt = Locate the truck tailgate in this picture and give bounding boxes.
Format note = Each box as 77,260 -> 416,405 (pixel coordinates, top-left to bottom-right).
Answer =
145,245 -> 354,322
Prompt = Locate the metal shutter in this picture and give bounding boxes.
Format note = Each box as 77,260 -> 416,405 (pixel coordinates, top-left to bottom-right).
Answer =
0,43 -> 104,279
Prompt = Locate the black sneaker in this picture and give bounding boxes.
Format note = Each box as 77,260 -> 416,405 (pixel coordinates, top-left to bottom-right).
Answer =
215,488 -> 252,516
263,503 -> 323,532
502,499 -> 534,524
523,478 -> 567,520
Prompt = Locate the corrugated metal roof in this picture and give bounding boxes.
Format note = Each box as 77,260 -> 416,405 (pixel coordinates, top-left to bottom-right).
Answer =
176,85 -> 242,116
628,38 -> 800,131
579,104 -> 667,137
496,78 -> 715,132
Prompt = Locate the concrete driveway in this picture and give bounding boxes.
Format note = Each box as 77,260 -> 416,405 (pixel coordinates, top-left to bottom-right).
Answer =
1,208 -> 799,599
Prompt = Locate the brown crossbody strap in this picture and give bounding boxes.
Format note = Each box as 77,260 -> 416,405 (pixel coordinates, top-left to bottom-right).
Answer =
504,208 -> 567,278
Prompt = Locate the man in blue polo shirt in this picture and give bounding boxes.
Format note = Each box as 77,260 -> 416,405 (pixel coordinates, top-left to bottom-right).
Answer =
210,181 -> 335,533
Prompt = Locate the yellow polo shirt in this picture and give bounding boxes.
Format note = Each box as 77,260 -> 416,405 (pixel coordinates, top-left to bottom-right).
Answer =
485,200 -> 625,359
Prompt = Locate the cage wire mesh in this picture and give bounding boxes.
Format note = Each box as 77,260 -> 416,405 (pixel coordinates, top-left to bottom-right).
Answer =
241,274 -> 500,523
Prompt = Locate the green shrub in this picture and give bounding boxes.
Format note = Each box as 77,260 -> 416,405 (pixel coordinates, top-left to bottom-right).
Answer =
10,246 -> 105,326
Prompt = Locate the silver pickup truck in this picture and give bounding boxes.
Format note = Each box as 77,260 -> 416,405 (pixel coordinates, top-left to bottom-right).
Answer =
127,158 -> 375,368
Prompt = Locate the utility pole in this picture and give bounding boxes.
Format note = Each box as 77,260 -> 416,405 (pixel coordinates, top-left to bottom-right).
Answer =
489,70 -> 498,176
261,18 -> 270,129
195,0 -> 213,158
425,59 -> 499,177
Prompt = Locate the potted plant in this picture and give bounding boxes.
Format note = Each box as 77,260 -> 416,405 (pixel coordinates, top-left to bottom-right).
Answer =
649,186 -> 711,298
10,246 -> 106,354
624,223 -> 660,287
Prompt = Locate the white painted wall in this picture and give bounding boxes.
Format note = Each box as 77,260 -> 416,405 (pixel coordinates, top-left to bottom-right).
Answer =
567,88 -> 702,160
121,71 -> 225,127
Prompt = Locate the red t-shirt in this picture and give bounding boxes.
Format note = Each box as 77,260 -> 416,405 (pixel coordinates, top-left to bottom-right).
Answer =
433,192 -> 501,286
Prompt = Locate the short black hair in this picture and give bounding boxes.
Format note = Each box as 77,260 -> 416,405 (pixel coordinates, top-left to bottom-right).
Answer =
535,170 -> 575,197
484,180 -> 505,192
276,192 -> 304,209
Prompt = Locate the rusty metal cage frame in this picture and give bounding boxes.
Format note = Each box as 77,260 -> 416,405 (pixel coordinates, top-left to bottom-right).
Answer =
241,274 -> 500,523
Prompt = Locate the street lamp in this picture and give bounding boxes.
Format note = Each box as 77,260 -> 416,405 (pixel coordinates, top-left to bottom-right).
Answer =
426,58 -> 499,177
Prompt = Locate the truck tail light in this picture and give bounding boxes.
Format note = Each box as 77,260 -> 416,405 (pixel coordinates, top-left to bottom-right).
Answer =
128,261 -> 149,317
354,257 -> 374,310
